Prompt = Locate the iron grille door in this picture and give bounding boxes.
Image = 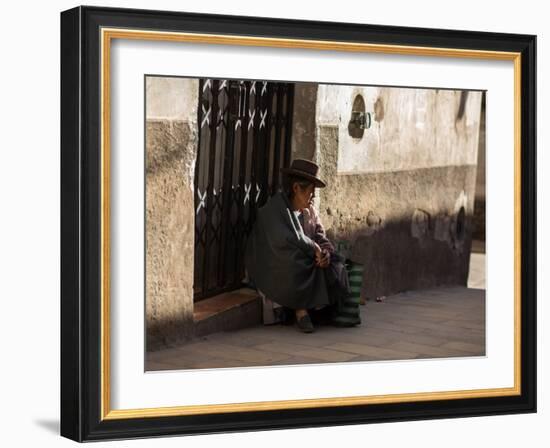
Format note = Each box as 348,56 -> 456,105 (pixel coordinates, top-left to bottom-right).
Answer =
194,79 -> 294,301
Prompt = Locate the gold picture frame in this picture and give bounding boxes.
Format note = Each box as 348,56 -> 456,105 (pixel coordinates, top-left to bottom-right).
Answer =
61,5 -> 536,441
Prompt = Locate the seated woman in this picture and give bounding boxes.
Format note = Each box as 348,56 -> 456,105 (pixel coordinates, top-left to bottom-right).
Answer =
245,158 -> 359,333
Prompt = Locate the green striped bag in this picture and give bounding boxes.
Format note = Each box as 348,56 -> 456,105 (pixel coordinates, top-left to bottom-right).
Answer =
332,261 -> 363,327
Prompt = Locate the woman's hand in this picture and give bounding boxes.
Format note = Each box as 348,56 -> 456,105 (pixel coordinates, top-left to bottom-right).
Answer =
318,249 -> 330,268
313,243 -> 330,268
313,242 -> 322,265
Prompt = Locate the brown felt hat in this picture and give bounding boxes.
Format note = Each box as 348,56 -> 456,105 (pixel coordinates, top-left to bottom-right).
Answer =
280,158 -> 326,188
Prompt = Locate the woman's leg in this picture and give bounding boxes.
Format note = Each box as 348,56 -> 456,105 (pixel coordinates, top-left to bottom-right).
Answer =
294,308 -> 314,333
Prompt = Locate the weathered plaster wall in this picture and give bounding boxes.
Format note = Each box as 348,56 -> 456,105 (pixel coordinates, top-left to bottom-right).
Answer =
316,85 -> 482,173
146,77 -> 199,120
473,94 -> 486,242
291,83 -> 318,160
318,126 -> 477,298
313,86 -> 483,298
475,96 -> 486,201
145,77 -> 198,348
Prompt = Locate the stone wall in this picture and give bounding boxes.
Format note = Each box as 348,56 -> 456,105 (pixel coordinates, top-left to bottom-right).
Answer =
311,86 -> 483,299
316,86 -> 482,173
145,77 -> 198,349
291,83 -> 318,160
473,93 -> 486,242
318,126 -> 477,299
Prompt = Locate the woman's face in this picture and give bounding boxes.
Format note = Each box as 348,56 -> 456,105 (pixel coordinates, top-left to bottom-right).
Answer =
292,182 -> 315,211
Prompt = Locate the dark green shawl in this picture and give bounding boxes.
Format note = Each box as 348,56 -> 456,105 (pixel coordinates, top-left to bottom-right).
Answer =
244,192 -> 330,310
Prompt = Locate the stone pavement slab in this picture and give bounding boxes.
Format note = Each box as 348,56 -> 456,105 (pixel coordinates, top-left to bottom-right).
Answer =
146,285 -> 486,371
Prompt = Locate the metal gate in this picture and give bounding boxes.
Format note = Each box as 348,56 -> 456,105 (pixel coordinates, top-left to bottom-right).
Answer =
194,79 -> 294,301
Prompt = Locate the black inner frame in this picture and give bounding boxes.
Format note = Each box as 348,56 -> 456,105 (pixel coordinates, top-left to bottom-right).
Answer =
60,6 -> 536,442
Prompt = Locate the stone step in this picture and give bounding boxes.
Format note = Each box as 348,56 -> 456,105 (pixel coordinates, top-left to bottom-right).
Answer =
193,288 -> 262,338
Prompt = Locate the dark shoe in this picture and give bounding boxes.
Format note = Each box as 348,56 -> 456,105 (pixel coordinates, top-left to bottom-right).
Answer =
296,315 -> 315,333
309,306 -> 334,326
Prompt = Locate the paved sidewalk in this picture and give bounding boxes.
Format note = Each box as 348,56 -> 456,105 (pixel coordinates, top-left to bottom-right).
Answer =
146,253 -> 485,371
147,290 -> 485,371
468,252 -> 486,289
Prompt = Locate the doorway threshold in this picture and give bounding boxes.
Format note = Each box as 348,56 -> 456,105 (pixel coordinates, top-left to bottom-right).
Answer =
193,288 -> 262,337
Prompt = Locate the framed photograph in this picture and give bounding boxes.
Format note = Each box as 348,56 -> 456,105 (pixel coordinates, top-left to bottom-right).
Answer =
60,5 -> 536,442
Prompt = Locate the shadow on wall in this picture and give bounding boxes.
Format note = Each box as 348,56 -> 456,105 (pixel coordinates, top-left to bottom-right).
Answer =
327,207 -> 473,300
